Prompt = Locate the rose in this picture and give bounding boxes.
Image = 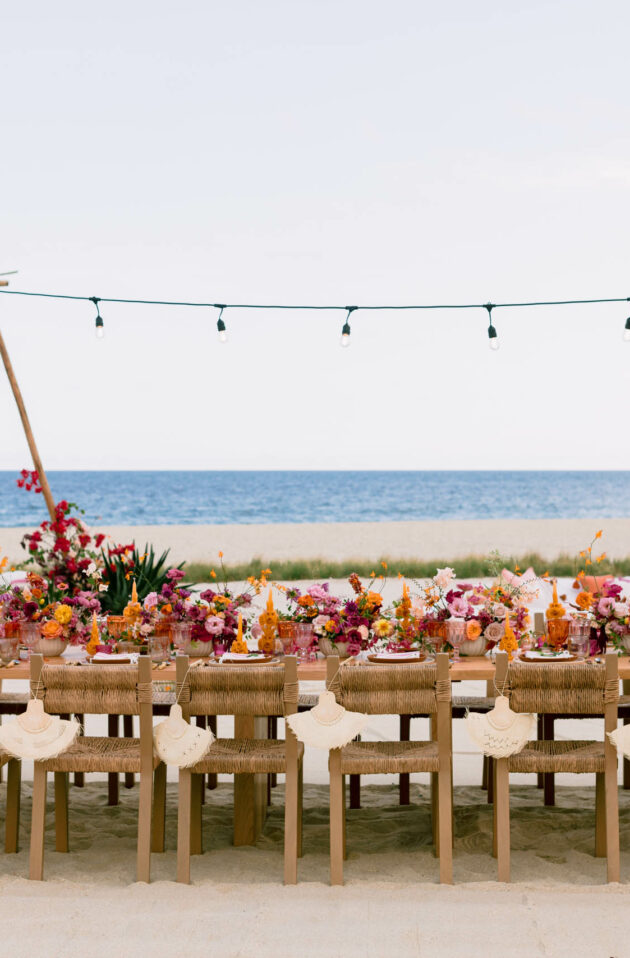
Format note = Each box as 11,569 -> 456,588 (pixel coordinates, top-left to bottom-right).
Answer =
484,621 -> 504,644
491,603 -> 508,620
597,597 -> 615,618
204,615 -> 225,636
54,604 -> 73,625
41,620 -> 63,639
466,619 -> 482,640
613,601 -> 629,619
312,614 -> 330,634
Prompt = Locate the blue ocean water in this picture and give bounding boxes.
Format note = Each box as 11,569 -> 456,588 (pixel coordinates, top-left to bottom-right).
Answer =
1,471 -> 630,526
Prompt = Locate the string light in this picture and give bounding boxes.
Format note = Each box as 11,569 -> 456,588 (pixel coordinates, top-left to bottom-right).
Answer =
90,297 -> 104,340
215,304 -> 227,343
485,303 -> 499,351
340,306 -> 356,348
1,288 -> 630,350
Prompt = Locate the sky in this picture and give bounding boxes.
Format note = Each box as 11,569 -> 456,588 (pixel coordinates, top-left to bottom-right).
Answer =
1,0 -> 629,471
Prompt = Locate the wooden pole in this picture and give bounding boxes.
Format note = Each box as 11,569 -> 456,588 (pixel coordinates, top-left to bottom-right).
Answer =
0,319 -> 56,521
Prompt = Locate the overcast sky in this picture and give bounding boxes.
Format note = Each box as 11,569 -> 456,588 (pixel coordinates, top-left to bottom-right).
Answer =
1,0 -> 629,471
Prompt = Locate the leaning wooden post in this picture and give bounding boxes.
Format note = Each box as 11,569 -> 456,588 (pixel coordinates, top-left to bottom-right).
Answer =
0,312 -> 56,521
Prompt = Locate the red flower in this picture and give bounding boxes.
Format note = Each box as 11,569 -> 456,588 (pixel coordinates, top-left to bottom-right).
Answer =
66,558 -> 78,574
95,534 -> 105,548
16,479 -> 25,488
77,558 -> 90,571
54,537 -> 71,553
29,542 -> 38,553
78,534 -> 91,548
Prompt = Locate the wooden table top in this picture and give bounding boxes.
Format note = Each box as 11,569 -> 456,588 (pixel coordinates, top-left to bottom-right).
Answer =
2,654 -> 629,682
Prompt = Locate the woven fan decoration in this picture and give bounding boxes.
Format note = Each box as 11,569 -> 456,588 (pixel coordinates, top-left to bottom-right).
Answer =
286,690 -> 368,750
608,725 -> 630,759
0,698 -> 80,761
153,704 -> 215,767
466,696 -> 535,758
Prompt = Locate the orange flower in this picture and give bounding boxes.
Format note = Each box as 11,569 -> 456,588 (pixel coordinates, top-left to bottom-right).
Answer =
466,620 -> 482,640
595,530 -> 603,539
210,570 -> 217,579
160,603 -> 173,615
575,591 -> 593,611
297,595 -> 315,608
41,620 -> 63,639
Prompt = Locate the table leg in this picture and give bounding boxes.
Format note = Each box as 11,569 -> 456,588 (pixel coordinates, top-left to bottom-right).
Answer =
233,714 -> 268,846
399,715 -> 411,805
123,714 -> 135,790
543,714 -> 555,806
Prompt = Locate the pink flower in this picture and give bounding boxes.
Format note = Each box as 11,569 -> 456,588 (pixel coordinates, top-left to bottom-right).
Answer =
597,597 -> 615,618
143,592 -> 158,611
312,614 -> 330,634
307,584 -> 330,602
204,615 -> 225,635
250,623 -> 262,640
448,596 -> 470,618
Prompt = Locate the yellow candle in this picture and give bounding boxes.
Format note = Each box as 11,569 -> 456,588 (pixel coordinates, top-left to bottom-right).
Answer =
402,581 -> 409,600
552,579 -> 558,605
131,580 -> 138,605
91,612 -> 99,644
236,612 -> 243,642
266,588 -> 274,613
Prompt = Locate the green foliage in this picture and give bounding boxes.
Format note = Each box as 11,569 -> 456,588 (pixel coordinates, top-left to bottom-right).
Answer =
98,543 -> 185,614
183,552 -> 630,584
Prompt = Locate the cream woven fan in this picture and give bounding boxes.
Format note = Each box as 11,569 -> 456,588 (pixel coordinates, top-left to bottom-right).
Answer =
466,696 -> 535,758
608,725 -> 630,759
0,698 -> 80,761
153,703 -> 215,767
286,690 -> 368,750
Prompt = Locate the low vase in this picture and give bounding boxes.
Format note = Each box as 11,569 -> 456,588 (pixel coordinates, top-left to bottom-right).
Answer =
318,636 -> 350,658
182,639 -> 214,657
34,636 -> 68,657
620,635 -> 630,655
107,616 -> 127,639
460,635 -> 487,657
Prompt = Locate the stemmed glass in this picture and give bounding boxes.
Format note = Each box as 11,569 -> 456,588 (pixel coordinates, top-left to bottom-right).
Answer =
446,618 -> 466,663
20,622 -> 40,660
294,623 -> 315,662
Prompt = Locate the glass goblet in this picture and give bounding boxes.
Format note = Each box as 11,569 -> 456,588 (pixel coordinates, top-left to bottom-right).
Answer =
20,622 -> 41,659
446,618 -> 467,663
294,623 -> 314,662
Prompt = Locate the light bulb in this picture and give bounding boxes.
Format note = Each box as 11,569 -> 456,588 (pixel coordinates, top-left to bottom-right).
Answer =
95,324 -> 104,340
489,337 -> 499,351
340,331 -> 351,347
218,328 -> 228,344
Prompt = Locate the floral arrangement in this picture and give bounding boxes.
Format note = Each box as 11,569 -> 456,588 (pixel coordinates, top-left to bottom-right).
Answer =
0,572 -> 98,645
571,533 -> 629,650
310,574 -> 384,653
373,580 -> 423,650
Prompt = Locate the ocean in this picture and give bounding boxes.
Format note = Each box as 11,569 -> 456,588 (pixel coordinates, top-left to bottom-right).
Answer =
1,471 -> 629,527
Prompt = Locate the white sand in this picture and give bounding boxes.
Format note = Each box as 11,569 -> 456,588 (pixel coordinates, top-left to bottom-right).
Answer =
0,782 -> 629,958
3,517 -> 630,564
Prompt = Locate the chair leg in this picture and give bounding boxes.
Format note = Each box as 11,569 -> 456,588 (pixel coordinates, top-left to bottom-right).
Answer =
136,771 -> 153,884
5,758 -> 21,853
543,715 -> 555,806
399,715 -> 411,805
123,715 -> 135,789
284,755 -> 299,885
481,755 -> 489,791
195,720 -> 206,805
605,762 -> 620,883
486,757 -> 494,804
190,772 -> 203,856
438,758 -> 453,884
495,758 -> 510,882
595,773 -> 606,857
73,714 -> 84,787
269,716 -> 278,789
536,715 -> 544,789
349,774 -> 361,809
329,749 -> 344,885
207,716 -> 217,790
177,769 -> 192,884
54,772 -> 69,852
107,714 -> 120,806
623,717 -> 630,789
29,764 -> 47,880
297,761 -> 304,859
151,762 -> 167,853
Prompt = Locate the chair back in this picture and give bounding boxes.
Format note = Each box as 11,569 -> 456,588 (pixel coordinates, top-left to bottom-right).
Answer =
326,654 -> 451,717
495,651 -> 618,728
30,654 -> 153,717
175,656 -> 299,718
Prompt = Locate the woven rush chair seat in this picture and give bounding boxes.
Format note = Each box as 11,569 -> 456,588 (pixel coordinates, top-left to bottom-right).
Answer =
339,740 -> 439,775
452,695 -> 495,714
508,740 -> 605,774
42,736 -> 163,774
298,691 -> 318,710
186,737 -> 304,775
153,689 -> 176,708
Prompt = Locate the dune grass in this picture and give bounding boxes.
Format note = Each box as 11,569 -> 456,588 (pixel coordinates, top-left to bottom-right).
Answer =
183,553 -> 630,583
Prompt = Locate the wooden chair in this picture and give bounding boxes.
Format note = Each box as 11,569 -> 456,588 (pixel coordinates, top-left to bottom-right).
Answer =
327,653 -> 453,885
0,749 -> 20,853
175,655 -> 303,884
493,651 -> 619,882
28,654 -> 164,883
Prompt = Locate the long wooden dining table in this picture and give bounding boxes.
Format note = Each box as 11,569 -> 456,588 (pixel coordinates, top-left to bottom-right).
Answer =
2,654 -> 629,846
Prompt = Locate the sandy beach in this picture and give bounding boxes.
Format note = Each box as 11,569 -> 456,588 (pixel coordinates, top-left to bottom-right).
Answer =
0,782 -> 629,958
3,517 -> 630,565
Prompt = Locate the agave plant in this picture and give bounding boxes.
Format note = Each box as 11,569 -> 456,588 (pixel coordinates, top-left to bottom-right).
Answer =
98,543 -> 186,614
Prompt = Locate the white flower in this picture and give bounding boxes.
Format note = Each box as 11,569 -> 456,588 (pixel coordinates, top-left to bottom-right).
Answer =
358,624 -> 369,641
98,584 -> 109,592
434,567 -> 455,591
614,601 -> 629,619
491,603 -> 508,620
86,562 -> 97,576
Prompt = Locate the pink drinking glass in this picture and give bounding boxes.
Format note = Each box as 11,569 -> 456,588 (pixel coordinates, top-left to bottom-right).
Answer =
446,619 -> 467,663
294,623 -> 315,661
